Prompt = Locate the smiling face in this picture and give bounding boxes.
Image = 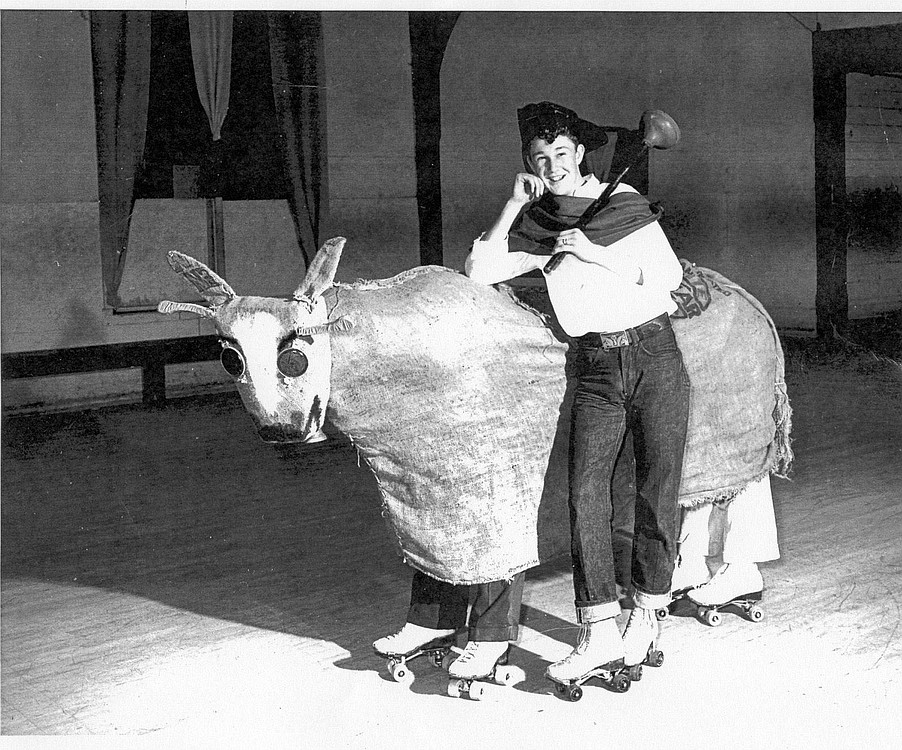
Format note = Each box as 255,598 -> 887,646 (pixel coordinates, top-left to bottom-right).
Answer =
526,134 -> 586,196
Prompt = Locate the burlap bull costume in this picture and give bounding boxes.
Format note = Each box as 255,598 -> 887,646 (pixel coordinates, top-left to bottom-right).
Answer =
158,238 -> 790,661
158,103 -> 791,694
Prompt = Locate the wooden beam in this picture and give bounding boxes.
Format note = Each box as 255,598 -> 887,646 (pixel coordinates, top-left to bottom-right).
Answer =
1,336 -> 223,406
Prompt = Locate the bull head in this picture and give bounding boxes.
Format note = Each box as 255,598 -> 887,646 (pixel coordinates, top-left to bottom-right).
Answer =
158,237 -> 353,444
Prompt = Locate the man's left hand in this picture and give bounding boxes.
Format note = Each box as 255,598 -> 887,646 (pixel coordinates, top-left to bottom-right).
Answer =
553,229 -> 598,263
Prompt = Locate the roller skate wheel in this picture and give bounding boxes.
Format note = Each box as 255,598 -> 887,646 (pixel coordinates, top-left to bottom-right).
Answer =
703,609 -> 722,627
390,662 -> 413,684
468,681 -> 486,701
647,649 -> 664,668
428,650 -> 446,669
496,665 -> 525,686
628,664 -> 644,682
568,685 -> 583,702
447,679 -> 464,699
612,673 -> 631,693
749,606 -> 765,622
655,607 -> 669,621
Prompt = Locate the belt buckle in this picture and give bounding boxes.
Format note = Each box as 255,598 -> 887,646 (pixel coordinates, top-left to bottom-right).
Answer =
601,331 -> 630,349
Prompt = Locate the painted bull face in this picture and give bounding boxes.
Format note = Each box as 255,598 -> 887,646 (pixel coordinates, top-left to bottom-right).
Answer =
158,237 -> 352,444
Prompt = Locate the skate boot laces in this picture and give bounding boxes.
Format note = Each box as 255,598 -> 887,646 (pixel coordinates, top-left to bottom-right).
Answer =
558,625 -> 597,664
688,563 -> 764,606
373,623 -> 454,655
622,607 -> 656,641
448,641 -> 508,678
573,625 -> 593,655
548,626 -> 591,670
546,622 -> 624,682
622,607 -> 658,666
623,606 -> 655,633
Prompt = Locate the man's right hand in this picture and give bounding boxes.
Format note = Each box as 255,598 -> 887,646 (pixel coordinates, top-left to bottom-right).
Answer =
480,173 -> 544,245
512,173 -> 545,204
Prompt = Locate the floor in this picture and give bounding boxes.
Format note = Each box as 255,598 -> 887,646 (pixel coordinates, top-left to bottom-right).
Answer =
1,338 -> 901,749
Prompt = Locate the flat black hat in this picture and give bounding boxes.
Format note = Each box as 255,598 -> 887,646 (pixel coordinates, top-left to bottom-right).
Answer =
517,101 -> 608,154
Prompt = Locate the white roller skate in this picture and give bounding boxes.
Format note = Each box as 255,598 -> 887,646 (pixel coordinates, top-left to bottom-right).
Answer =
687,562 -> 765,626
621,606 -> 665,682
373,623 -> 456,684
656,554 -> 713,620
446,641 -> 523,700
546,618 -> 632,701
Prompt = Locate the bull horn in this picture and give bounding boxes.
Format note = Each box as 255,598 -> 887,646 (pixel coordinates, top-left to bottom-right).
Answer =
293,237 -> 346,303
157,300 -> 214,318
166,251 -> 236,306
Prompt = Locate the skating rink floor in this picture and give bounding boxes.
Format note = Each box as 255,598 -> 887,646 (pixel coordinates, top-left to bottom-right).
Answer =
2,338 -> 901,749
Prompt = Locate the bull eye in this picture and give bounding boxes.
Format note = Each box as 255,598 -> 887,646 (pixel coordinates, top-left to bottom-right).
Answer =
277,346 -> 309,378
220,345 -> 246,379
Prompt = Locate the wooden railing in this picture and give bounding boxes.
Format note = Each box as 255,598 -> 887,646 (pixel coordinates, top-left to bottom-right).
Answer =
1,336 -> 222,406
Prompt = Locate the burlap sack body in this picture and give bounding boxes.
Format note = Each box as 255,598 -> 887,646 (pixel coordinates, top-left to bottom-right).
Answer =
324,267 -> 568,584
670,266 -> 792,506
323,264 -> 790,585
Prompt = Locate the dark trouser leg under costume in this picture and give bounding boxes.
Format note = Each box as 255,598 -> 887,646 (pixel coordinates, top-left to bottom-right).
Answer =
407,569 -> 525,642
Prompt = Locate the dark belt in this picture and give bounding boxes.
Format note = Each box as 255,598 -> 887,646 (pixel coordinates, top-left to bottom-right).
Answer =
578,313 -> 671,350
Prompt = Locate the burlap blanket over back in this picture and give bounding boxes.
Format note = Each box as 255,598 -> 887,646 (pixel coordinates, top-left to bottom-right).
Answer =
322,263 -> 791,585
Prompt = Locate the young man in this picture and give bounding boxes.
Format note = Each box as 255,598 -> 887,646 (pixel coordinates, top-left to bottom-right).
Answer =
465,101 -> 690,679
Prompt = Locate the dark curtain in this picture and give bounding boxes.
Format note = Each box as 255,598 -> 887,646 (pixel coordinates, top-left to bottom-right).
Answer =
90,11 -> 152,308
267,11 -> 327,269
188,11 -> 234,142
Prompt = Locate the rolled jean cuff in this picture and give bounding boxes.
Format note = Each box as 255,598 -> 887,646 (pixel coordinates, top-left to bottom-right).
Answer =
469,624 -> 518,642
576,600 -> 622,624
632,589 -> 673,610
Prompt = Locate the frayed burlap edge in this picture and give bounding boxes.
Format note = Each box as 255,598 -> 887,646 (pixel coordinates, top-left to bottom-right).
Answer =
771,379 -> 794,479
705,268 -> 794,480
406,561 -> 540,587
337,265 -> 451,290
679,268 -> 795,509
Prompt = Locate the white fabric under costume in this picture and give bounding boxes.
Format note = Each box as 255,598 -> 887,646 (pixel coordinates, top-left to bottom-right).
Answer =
677,474 -> 780,566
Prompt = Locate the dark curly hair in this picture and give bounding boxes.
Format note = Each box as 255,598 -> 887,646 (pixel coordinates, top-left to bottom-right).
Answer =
525,122 -> 580,151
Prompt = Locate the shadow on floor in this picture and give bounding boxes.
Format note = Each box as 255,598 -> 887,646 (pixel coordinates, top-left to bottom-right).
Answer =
1,393 -> 572,674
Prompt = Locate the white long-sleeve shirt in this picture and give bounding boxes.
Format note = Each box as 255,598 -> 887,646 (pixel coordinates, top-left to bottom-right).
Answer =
465,176 -> 683,337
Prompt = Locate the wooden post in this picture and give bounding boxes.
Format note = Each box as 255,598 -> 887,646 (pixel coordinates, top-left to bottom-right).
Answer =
142,360 -> 167,406
812,37 -> 849,340
408,12 -> 460,267
206,196 -> 226,277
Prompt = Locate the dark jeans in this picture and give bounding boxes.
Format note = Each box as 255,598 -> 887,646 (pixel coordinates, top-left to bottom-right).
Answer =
569,322 -> 690,619
406,569 -> 525,642
611,434 -> 637,592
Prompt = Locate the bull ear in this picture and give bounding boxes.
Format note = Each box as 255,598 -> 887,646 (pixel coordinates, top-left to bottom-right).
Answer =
157,300 -> 214,318
166,251 -> 236,306
293,237 -> 346,302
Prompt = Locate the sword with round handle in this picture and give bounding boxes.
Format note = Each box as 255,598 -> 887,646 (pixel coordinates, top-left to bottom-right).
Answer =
543,110 -> 681,273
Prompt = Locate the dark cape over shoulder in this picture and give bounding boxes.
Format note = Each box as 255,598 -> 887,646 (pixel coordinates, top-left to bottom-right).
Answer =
509,190 -> 664,256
